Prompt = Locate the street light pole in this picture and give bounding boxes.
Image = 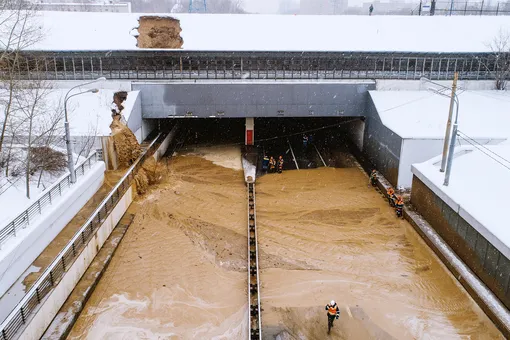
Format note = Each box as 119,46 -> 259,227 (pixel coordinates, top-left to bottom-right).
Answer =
64,77 -> 105,183
420,73 -> 459,173
443,97 -> 460,186
441,72 -> 458,172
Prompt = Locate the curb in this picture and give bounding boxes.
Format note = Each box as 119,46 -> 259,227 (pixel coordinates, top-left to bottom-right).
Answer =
354,156 -> 510,337
41,213 -> 135,340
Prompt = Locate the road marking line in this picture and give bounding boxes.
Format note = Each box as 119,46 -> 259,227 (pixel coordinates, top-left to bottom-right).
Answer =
345,305 -> 352,318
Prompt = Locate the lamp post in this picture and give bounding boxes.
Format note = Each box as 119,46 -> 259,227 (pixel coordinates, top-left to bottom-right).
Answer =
420,75 -> 460,186
420,73 -> 458,173
64,77 -> 105,183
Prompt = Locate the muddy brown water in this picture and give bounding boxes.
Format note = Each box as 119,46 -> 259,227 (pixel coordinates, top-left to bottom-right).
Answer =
68,146 -> 502,339
256,167 -> 503,339
68,150 -> 248,339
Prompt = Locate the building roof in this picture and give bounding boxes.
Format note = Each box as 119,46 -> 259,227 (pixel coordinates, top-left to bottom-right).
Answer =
370,90 -> 510,139
412,145 -> 510,259
4,11 -> 510,52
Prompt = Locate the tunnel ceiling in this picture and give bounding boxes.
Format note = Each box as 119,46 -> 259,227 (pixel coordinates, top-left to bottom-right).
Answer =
135,81 -> 375,118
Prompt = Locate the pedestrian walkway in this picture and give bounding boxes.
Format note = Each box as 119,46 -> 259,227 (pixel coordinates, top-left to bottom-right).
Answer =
0,170 -> 126,323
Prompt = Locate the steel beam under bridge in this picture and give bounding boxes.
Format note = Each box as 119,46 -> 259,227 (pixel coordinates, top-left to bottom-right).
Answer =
135,80 -> 375,118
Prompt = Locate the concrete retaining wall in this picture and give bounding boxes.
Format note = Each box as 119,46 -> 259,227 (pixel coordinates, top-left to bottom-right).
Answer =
362,96 -> 402,186
18,184 -> 134,340
411,175 -> 510,310
0,162 -> 105,298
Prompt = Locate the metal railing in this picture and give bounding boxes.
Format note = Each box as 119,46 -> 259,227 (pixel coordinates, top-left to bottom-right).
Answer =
0,133 -> 162,340
5,51 -> 508,82
0,152 -> 99,249
412,1 -> 510,15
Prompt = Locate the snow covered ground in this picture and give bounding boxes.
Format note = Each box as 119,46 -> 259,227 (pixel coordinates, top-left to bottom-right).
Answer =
0,149 -> 88,228
1,11 -> 509,52
0,87 -> 139,228
371,90 -> 510,139
412,145 -> 510,259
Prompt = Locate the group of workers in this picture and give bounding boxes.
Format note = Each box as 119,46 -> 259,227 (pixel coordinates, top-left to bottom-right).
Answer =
262,155 -> 284,174
369,170 -> 404,218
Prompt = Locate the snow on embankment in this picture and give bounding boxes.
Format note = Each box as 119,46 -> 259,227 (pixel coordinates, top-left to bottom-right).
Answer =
4,11 -> 510,53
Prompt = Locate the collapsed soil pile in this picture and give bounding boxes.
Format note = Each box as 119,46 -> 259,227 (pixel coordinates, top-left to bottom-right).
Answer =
137,16 -> 183,49
110,117 -> 141,168
134,157 -> 164,195
109,91 -> 141,169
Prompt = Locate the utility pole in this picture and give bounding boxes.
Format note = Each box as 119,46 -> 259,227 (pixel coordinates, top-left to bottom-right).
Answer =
440,72 -> 458,172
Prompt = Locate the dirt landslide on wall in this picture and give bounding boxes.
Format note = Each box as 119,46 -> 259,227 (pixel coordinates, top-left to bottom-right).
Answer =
68,148 -> 248,339
110,117 -> 142,169
137,16 -> 183,49
256,167 -> 503,339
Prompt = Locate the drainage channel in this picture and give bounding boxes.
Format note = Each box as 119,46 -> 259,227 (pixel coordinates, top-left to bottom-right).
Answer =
248,182 -> 262,339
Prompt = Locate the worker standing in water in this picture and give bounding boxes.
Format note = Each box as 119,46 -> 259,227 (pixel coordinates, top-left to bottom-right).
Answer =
369,169 -> 378,187
269,156 -> 276,173
325,300 -> 340,334
387,187 -> 397,207
262,155 -> 270,173
395,196 -> 404,218
277,155 -> 284,173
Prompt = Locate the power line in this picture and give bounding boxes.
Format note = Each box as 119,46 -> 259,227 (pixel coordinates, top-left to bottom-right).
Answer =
380,93 -> 435,113
456,132 -> 510,172
457,130 -> 510,165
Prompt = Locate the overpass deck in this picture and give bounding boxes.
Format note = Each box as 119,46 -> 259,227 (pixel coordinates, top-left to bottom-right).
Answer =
11,50 -> 504,81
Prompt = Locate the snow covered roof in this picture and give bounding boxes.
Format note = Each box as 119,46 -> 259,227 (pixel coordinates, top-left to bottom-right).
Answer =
6,11 -> 510,53
412,145 -> 510,259
370,90 -> 510,139
0,88 -> 138,137
60,89 -> 139,136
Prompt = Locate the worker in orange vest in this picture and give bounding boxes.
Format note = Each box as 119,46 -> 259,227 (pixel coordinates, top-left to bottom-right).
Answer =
325,300 -> 340,334
387,187 -> 397,207
395,196 -> 404,218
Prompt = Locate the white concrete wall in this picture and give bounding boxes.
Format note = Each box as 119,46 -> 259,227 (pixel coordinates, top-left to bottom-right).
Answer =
153,126 -> 178,162
398,137 -> 506,188
0,163 -> 105,298
50,80 -> 132,92
126,92 -> 143,143
17,184 -> 134,340
376,80 -> 497,91
142,119 -> 157,141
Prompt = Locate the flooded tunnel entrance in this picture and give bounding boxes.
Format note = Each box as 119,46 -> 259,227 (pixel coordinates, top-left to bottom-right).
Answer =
67,115 -> 503,339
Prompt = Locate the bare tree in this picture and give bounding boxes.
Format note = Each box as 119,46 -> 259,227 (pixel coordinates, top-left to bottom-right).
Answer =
0,0 -> 42,155
36,99 -> 65,188
485,29 -> 510,90
74,122 -> 98,166
14,82 -> 54,198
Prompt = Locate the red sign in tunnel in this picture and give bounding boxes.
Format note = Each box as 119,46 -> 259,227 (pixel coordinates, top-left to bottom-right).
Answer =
246,130 -> 253,145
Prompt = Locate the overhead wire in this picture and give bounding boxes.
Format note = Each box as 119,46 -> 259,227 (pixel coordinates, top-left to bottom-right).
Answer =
456,131 -> 510,172
457,130 -> 510,165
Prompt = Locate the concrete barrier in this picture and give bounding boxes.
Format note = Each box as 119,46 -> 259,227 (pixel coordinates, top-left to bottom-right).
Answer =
0,162 -> 105,298
17,185 -> 134,340
153,125 -> 178,162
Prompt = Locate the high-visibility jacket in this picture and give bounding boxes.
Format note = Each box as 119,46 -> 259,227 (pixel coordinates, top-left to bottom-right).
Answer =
396,201 -> 404,209
325,303 -> 339,316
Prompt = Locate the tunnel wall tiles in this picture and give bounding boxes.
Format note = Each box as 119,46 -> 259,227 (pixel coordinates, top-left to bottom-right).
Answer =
411,176 -> 510,309
134,82 -> 375,118
362,97 -> 401,187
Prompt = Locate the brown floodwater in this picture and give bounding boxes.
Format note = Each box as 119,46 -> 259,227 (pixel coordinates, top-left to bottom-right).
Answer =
68,146 -> 503,340
256,166 -> 503,339
68,147 -> 248,339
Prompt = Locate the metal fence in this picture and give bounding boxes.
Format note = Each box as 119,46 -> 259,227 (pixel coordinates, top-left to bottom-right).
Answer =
0,152 -> 99,249
5,50 -> 508,82
413,1 -> 510,15
0,133 -> 162,340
